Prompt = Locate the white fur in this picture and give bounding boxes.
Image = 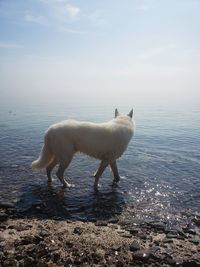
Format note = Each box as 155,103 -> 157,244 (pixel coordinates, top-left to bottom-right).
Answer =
32,109 -> 135,189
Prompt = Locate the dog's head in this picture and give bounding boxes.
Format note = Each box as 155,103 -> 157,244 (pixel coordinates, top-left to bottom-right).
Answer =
114,108 -> 133,120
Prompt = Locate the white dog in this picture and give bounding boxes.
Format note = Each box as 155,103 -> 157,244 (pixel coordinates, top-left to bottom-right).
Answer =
32,109 -> 135,190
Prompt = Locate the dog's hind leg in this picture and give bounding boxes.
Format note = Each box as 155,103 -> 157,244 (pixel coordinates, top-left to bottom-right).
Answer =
94,160 -> 108,191
110,161 -> 120,187
56,150 -> 74,187
46,158 -> 57,183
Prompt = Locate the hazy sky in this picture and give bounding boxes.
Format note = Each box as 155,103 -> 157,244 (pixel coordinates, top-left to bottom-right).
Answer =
0,0 -> 200,108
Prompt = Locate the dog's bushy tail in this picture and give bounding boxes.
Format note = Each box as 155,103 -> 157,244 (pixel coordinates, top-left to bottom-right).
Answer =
31,135 -> 53,170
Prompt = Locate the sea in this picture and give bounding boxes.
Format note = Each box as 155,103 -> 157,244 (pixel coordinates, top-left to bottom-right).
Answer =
0,103 -> 199,225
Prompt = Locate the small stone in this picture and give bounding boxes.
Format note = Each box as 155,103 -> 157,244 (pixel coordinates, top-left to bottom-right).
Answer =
0,224 -> 7,230
0,212 -> 8,221
166,233 -> 178,239
120,232 -> 132,238
189,238 -> 200,245
154,240 -> 160,246
137,232 -> 147,240
0,251 -> 4,260
0,202 -> 15,209
112,245 -> 121,251
73,227 -> 83,235
163,238 -> 173,244
0,236 -> 5,244
182,260 -> 200,267
39,230 -> 49,237
165,255 -> 176,265
108,217 -> 119,224
130,240 -> 140,251
65,257 -> 74,265
133,249 -> 150,261
192,218 -> 200,227
128,228 -> 139,235
95,221 -> 108,226
147,221 -> 166,231
65,241 -> 73,248
15,223 -> 32,231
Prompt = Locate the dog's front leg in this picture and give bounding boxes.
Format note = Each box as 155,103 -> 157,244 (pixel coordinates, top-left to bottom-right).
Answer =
94,160 -> 108,191
110,161 -> 120,187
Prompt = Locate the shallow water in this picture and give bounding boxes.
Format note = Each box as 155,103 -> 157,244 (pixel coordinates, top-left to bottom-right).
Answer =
0,104 -> 199,223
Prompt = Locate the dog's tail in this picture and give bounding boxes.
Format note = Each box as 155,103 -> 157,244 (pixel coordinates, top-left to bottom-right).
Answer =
31,134 -> 53,170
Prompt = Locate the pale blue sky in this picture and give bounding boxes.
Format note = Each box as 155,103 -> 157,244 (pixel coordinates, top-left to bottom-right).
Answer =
0,0 -> 200,108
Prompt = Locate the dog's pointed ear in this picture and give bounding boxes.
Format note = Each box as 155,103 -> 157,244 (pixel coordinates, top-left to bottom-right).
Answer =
128,109 -> 133,118
115,108 -> 119,118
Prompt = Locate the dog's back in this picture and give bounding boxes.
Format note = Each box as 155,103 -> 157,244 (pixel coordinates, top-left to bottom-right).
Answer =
47,115 -> 134,161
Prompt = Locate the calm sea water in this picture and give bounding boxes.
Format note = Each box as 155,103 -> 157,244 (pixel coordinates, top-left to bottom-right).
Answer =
0,104 -> 199,224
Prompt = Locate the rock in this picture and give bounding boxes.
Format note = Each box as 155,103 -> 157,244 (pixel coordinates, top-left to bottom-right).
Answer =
182,260 -> 200,267
115,260 -> 124,267
0,224 -> 7,230
147,221 -> 166,231
3,259 -> 19,267
112,245 -> 121,251
0,251 -> 4,260
0,202 -> 15,209
64,257 -> 74,265
154,240 -> 160,246
14,235 -> 41,246
95,221 -> 108,226
108,217 -> 119,224
120,232 -> 132,238
166,233 -> 178,239
149,247 -> 160,261
91,252 -> 104,264
0,212 -> 8,221
15,223 -> 32,232
73,227 -> 83,235
162,238 -> 174,244
128,228 -> 139,235
130,240 -> 140,251
132,249 -> 150,261
65,241 -> 73,248
137,232 -> 147,240
0,236 -> 5,242
19,256 -> 35,267
192,218 -> 200,227
52,252 -> 60,262
39,230 -> 49,237
165,255 -> 176,265
189,238 -> 200,245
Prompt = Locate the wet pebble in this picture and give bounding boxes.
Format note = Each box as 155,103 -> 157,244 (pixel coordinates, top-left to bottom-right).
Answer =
95,221 -> 108,226
132,249 -> 150,261
39,230 -> 49,237
73,226 -> 83,235
119,232 -> 132,238
129,240 -> 141,251
147,221 -> 166,231
0,202 -> 15,209
192,218 -> 200,227
128,228 -> 139,235
0,212 -> 8,221
137,232 -> 147,240
108,217 -> 119,224
15,223 -> 32,232
166,233 -> 179,239
189,238 -> 200,245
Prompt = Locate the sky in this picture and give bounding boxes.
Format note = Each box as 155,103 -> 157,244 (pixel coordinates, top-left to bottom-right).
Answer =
0,0 -> 200,109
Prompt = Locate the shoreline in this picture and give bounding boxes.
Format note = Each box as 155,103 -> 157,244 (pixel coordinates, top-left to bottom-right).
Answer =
0,206 -> 200,266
